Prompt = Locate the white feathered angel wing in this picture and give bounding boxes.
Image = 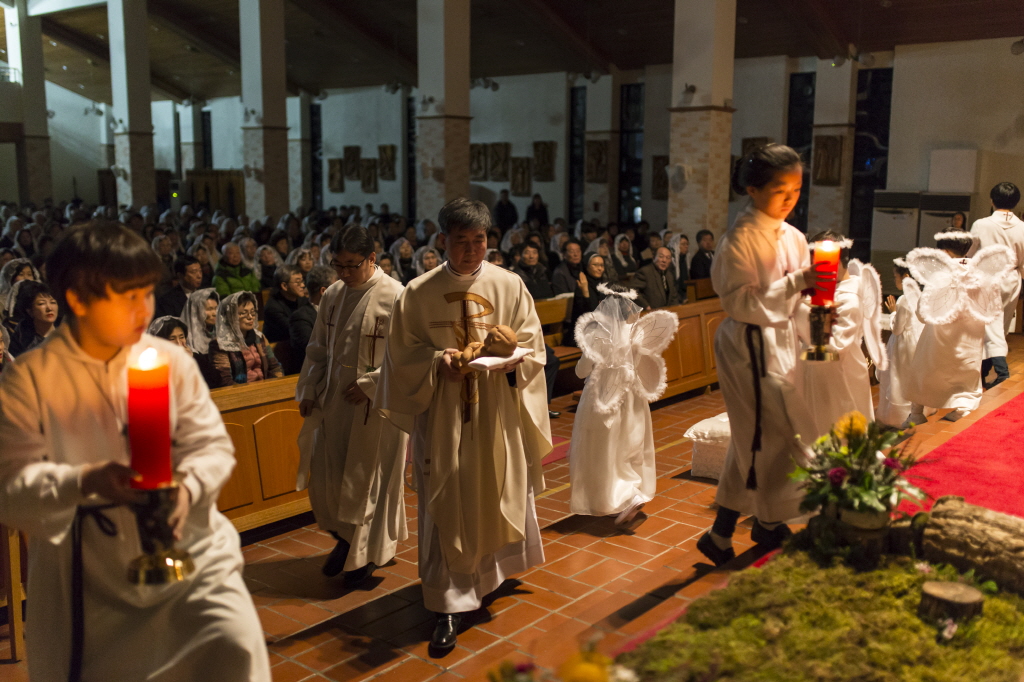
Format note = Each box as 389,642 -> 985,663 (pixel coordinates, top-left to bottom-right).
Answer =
850,260 -> 887,371
902,277 -> 921,312
631,310 -> 679,402
575,310 -> 632,414
906,247 -> 966,326
963,244 -> 1014,324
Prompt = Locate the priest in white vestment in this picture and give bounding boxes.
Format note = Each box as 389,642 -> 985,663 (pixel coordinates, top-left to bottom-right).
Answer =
296,227 -> 409,585
0,222 -> 268,682
378,198 -> 551,654
969,182 -> 1024,389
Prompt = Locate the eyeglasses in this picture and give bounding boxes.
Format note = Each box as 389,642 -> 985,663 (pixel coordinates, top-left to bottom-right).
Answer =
330,258 -> 366,272
237,309 -> 257,318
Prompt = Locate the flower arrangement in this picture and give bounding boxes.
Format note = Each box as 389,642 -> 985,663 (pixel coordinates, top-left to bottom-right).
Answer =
791,411 -> 925,517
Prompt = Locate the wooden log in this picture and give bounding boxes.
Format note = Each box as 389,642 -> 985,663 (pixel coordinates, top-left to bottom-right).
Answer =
918,581 -> 984,622
922,496 -> 1024,595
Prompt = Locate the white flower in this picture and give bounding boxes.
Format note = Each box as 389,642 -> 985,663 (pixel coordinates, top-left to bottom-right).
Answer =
941,618 -> 958,641
609,665 -> 639,682
915,562 -> 933,574
875,450 -> 886,462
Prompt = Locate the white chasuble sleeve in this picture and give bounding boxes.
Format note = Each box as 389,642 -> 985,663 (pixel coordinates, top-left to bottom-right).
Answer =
0,361 -> 85,543
295,283 -> 337,404
377,285 -> 444,423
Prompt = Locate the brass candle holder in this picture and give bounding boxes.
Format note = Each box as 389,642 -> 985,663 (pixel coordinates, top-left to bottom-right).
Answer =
801,304 -> 840,362
127,482 -> 195,585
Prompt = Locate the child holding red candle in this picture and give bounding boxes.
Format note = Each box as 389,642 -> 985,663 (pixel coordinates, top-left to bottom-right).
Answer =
697,144 -> 835,567
0,222 -> 270,681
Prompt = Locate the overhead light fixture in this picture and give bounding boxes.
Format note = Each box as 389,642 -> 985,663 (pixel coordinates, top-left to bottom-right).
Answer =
1012,38 -> 1024,56
831,55 -> 846,68
857,53 -> 876,67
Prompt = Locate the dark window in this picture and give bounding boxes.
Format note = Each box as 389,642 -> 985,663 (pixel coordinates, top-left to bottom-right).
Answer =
618,83 -> 644,224
407,95 -> 417,220
200,110 -> 213,170
568,86 -> 586,223
786,72 -> 815,233
310,103 -> 323,211
850,68 -> 893,262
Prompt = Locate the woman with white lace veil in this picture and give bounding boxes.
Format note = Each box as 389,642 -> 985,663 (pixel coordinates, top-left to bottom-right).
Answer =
413,246 -> 442,277
568,283 -> 678,526
611,233 -> 638,282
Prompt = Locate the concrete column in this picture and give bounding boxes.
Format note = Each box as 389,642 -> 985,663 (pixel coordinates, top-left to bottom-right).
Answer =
6,0 -> 52,205
583,71 -> 620,226
108,0 -> 155,208
415,0 -> 470,222
240,0 -> 289,218
287,92 -> 312,212
178,100 -> 205,172
808,59 -> 858,235
667,0 -> 736,238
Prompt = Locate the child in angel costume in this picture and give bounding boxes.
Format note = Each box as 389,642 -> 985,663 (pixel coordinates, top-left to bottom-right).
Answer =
568,283 -> 678,526
794,232 -> 886,440
904,232 -> 1014,425
875,258 -> 923,427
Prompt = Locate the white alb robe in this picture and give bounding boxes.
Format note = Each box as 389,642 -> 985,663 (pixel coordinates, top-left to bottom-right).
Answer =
794,275 -> 874,440
378,261 -> 552,613
295,266 -> 409,571
876,287 -> 923,426
710,205 -> 812,523
970,211 -> 1024,359
0,325 -> 269,682
906,259 -> 984,411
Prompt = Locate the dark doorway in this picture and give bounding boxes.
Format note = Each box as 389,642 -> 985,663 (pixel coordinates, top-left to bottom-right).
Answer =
850,68 -> 893,262
786,71 -> 815,233
406,95 -> 417,220
200,110 -> 213,170
618,83 -> 644,225
310,103 -> 323,211
568,86 -> 586,223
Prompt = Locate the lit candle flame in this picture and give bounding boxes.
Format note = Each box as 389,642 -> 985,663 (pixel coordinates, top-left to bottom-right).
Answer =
137,347 -> 162,371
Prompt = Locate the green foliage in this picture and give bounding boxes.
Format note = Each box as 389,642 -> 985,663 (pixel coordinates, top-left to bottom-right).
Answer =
790,411 -> 926,516
618,552 -> 1024,682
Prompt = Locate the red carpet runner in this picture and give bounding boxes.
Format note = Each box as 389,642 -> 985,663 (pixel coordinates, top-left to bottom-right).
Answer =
901,391 -> 1024,519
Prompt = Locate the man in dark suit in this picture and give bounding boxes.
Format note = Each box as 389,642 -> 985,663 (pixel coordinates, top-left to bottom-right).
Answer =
632,247 -> 681,311
155,256 -> 202,318
512,243 -> 554,300
263,264 -> 308,343
689,229 -> 716,280
288,265 -> 337,374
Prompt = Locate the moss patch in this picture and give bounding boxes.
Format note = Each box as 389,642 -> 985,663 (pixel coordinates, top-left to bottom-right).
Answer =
618,551 -> 1024,681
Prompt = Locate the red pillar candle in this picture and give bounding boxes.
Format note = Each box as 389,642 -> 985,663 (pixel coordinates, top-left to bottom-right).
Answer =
127,347 -> 172,489
810,241 -> 841,306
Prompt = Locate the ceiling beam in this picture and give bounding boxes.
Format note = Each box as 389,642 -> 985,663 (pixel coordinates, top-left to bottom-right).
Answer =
147,4 -> 318,96
509,0 -> 613,74
40,17 -> 191,102
775,0 -> 848,60
287,0 -> 416,85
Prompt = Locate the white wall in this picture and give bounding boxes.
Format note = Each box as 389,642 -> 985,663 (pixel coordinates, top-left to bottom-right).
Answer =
318,87 -> 406,212
469,72 -> 569,221
205,96 -> 244,170
46,82 -> 107,203
151,100 -> 176,172
889,38 -> 1024,192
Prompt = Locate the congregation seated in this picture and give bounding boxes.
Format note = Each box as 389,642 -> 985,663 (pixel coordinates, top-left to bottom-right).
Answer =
213,242 -> 261,297
689,229 -> 716,281
610,234 -> 639,282
148,315 -> 192,356
155,255 -> 203,319
632,247 -> 682,311
288,265 -> 337,374
255,245 -> 282,289
263,264 -> 309,343
8,280 -> 59,357
552,239 -> 583,295
207,291 -> 283,387
568,253 -> 609,347
512,243 -> 554,300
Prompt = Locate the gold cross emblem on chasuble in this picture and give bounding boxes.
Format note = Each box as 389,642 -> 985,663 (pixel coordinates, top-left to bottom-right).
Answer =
430,292 -> 496,423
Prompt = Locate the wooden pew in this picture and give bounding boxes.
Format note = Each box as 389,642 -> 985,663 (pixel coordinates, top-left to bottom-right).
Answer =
210,376 -> 309,532
0,526 -> 24,661
534,297 -> 581,369
657,298 -> 727,400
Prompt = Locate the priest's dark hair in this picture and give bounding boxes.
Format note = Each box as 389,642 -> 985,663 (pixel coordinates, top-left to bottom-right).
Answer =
438,198 -> 492,234
330,224 -> 374,257
46,220 -> 164,315
990,182 -> 1020,210
732,143 -> 803,196
808,230 -> 851,267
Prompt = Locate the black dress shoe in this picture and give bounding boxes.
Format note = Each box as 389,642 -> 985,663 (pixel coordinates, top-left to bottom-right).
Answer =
342,562 -> 376,587
696,532 -> 735,567
750,520 -> 792,549
429,613 -> 461,656
321,538 -> 351,577
549,410 -> 561,419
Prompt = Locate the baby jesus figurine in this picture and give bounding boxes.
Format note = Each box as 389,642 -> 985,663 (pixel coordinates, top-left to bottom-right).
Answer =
452,325 -> 518,374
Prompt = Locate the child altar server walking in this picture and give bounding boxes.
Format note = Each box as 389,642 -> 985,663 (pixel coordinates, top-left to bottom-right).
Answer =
904,232 -> 1014,425
568,283 -> 678,526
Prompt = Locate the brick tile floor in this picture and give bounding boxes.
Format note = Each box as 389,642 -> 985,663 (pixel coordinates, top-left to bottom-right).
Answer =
0,339 -> 1021,681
